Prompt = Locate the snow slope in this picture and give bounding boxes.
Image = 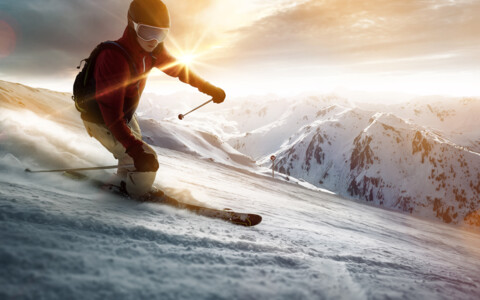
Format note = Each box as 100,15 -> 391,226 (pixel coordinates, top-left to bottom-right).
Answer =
139,118 -> 255,169
2,146 -> 480,299
2,80 -> 480,298
0,80 -> 253,171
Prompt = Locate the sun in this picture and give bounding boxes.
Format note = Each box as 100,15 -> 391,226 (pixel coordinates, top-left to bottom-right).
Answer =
162,34 -> 223,75
178,53 -> 197,66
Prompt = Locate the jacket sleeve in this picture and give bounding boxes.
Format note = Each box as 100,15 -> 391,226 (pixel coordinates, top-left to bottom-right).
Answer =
95,49 -> 143,151
153,44 -> 206,89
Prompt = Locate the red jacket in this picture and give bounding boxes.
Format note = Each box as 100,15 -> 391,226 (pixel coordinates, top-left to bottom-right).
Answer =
93,27 -> 206,151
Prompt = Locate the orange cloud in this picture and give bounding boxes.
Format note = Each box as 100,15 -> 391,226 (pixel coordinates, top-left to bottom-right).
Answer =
225,0 -> 480,70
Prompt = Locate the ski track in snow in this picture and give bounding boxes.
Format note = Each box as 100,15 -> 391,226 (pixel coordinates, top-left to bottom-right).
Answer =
1,148 -> 480,299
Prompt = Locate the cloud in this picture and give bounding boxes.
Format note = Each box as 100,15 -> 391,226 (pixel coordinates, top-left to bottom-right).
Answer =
224,0 -> 480,71
0,0 -> 129,77
1,0 -> 479,92
165,0 -> 214,35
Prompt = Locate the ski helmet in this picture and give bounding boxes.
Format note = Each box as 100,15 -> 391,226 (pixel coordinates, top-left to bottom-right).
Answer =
128,0 -> 170,28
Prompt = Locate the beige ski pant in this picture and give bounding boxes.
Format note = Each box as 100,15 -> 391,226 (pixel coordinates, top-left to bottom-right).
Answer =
82,116 -> 157,197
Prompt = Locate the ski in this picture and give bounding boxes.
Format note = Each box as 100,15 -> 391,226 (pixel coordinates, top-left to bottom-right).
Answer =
64,171 -> 262,227
145,190 -> 262,227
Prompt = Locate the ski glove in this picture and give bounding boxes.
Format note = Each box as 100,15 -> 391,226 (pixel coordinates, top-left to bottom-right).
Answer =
126,143 -> 159,172
199,82 -> 226,104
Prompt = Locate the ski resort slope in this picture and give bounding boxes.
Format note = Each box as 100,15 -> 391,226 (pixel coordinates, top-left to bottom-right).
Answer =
1,148 -> 480,299
1,80 -> 480,299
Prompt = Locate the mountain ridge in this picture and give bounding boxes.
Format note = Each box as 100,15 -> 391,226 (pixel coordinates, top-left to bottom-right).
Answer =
261,103 -> 480,225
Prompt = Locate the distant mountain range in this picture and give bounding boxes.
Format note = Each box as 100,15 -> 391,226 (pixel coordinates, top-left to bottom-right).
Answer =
225,96 -> 480,226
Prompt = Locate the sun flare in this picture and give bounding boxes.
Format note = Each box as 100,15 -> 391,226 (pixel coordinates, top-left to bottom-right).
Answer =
178,53 -> 197,66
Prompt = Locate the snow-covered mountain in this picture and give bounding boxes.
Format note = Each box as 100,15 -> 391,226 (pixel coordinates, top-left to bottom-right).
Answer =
264,106 -> 480,225
361,96 -> 480,153
225,95 -> 352,159
195,89 -> 480,226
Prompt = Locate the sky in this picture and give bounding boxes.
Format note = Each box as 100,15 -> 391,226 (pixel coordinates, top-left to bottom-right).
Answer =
0,0 -> 479,99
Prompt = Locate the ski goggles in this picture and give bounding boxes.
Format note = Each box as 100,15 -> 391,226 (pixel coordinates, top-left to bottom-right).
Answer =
132,21 -> 169,43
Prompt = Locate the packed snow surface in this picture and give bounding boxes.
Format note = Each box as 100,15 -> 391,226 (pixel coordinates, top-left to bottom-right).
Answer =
1,81 -> 480,299
2,149 -> 480,299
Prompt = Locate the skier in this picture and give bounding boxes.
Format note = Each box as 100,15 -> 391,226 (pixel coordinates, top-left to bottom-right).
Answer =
77,0 -> 225,197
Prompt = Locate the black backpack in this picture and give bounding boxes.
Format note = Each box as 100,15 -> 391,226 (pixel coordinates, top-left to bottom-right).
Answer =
72,41 -> 139,116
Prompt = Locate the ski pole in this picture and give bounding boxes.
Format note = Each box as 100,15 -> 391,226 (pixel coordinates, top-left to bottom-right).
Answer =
25,164 -> 134,173
178,98 -> 213,120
